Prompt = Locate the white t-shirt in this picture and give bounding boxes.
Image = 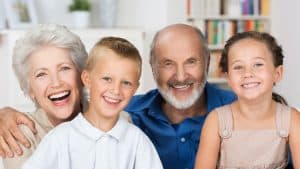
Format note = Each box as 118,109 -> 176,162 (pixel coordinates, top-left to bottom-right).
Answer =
22,112 -> 163,169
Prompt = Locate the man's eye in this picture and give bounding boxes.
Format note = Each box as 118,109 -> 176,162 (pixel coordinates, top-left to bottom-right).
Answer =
186,59 -> 198,66
164,61 -> 173,66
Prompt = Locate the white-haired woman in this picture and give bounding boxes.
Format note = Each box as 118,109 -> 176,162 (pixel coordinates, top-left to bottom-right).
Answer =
3,24 -> 88,169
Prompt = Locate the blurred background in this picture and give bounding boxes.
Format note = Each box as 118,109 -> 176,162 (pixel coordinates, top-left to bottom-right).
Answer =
0,0 -> 299,122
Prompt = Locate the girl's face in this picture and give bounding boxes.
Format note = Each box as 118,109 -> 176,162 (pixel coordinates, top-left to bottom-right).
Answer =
226,38 -> 283,101
28,45 -> 81,126
82,48 -> 139,121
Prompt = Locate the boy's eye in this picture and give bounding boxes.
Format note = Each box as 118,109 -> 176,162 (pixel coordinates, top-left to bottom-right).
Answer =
253,63 -> 264,68
102,76 -> 112,82
122,81 -> 133,87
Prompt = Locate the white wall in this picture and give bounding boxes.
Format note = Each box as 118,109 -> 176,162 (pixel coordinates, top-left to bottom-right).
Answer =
271,0 -> 300,109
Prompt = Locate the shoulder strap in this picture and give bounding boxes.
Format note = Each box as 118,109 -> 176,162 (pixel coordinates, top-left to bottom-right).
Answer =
276,103 -> 291,138
217,105 -> 233,139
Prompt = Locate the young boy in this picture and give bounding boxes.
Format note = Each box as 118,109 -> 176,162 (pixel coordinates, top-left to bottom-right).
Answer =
22,37 -> 163,169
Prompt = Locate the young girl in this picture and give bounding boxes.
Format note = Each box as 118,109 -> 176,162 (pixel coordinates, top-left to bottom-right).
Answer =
194,31 -> 300,169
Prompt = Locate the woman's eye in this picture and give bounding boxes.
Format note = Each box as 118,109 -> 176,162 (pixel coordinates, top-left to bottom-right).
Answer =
61,66 -> 71,71
35,72 -> 46,78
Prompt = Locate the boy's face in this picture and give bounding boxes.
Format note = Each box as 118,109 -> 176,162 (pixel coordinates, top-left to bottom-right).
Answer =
82,48 -> 140,120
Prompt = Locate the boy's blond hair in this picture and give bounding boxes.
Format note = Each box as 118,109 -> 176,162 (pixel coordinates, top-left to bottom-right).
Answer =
85,36 -> 142,78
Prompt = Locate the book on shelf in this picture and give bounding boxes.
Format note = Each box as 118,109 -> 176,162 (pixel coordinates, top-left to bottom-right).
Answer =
205,19 -> 269,45
188,0 -> 270,18
208,50 -> 223,79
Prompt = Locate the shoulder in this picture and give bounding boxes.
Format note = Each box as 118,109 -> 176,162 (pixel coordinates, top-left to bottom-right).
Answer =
125,89 -> 160,112
205,110 -> 219,126
206,83 -> 236,101
290,108 -> 300,130
42,121 -> 73,142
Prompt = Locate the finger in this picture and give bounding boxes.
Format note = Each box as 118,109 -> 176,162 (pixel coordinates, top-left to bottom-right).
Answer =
0,135 -> 13,158
10,125 -> 30,149
16,114 -> 37,134
0,141 -> 6,158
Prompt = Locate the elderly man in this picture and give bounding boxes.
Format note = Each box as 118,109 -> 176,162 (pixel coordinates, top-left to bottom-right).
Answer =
0,24 -> 235,169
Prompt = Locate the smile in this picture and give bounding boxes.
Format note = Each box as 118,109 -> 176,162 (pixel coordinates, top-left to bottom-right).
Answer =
48,91 -> 71,101
241,82 -> 260,88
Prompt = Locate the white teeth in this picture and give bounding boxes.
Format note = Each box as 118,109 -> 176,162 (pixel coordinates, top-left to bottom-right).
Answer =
49,91 -> 69,99
242,82 -> 259,88
173,84 -> 189,89
104,96 -> 120,103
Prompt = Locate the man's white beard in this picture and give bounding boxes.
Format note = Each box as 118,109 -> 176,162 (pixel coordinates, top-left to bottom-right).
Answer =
157,75 -> 207,110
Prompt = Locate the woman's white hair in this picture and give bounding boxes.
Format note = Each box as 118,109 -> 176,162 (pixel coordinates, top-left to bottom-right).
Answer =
12,24 -> 88,97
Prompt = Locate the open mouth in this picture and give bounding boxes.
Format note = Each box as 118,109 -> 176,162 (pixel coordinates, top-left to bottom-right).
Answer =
48,91 -> 71,101
103,96 -> 121,104
241,82 -> 260,88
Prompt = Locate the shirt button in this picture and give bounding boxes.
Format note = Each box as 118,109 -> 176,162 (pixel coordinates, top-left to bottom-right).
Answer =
180,137 -> 186,143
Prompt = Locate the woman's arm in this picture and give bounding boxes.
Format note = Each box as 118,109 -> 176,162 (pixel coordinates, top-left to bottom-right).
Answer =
194,110 -> 221,169
289,108 -> 300,169
0,107 -> 36,157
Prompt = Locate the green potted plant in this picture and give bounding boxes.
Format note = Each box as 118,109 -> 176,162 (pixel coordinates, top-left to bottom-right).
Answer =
69,0 -> 91,28
69,0 -> 91,12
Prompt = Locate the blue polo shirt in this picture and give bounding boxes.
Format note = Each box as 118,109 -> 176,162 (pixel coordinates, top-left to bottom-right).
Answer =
125,83 -> 236,169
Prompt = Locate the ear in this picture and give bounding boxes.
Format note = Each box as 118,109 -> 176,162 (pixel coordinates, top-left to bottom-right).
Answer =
274,65 -> 283,83
81,70 -> 91,89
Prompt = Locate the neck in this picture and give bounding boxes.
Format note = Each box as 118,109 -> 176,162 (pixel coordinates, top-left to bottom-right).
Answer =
162,94 -> 207,124
234,96 -> 275,120
83,109 -> 118,132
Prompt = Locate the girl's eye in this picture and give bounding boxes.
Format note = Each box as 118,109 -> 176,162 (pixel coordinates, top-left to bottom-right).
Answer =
233,65 -> 243,70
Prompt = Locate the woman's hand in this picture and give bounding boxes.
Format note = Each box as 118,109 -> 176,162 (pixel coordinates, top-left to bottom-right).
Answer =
0,107 -> 36,158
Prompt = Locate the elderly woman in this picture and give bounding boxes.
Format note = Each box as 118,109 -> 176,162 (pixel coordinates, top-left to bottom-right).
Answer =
2,24 -> 88,169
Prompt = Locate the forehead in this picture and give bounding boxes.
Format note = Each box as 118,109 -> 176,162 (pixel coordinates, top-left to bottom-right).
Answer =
155,29 -> 204,62
92,50 -> 140,77
29,46 -> 72,68
228,38 -> 272,61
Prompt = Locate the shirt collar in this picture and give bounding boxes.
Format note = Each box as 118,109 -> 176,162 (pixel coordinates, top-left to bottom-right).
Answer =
72,113 -> 128,142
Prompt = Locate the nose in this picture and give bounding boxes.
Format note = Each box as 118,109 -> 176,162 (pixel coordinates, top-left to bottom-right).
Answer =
109,81 -> 121,95
243,66 -> 254,79
50,73 -> 62,87
175,64 -> 186,81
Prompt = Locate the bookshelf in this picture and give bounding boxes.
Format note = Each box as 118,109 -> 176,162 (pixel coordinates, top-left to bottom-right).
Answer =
187,0 -> 270,87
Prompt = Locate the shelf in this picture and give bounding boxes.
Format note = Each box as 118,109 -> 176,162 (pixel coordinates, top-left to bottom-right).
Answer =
188,15 -> 269,21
